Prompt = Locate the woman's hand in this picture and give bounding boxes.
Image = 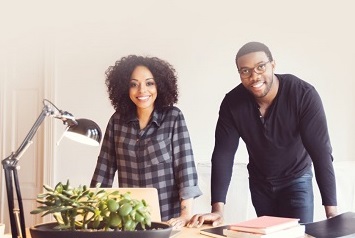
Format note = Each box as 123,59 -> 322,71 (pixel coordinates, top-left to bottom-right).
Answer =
167,215 -> 191,229
166,197 -> 194,229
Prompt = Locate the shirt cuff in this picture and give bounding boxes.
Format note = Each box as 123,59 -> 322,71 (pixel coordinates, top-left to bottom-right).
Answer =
179,185 -> 203,200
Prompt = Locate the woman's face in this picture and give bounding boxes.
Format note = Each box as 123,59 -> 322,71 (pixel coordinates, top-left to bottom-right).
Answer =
129,65 -> 157,112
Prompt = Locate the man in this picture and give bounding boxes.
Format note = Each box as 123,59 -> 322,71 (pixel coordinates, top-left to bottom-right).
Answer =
188,42 -> 337,227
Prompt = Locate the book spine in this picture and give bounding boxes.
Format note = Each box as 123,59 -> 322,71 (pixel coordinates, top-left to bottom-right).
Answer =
223,229 -> 263,238
224,225 -> 305,238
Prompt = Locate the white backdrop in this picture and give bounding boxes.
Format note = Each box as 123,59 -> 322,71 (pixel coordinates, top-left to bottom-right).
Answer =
1,0 -> 355,223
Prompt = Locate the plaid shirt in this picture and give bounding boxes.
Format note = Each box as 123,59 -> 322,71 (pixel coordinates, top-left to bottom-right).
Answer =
91,106 -> 202,220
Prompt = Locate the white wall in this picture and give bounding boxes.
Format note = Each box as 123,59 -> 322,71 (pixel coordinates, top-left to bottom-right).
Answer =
2,0 -> 355,221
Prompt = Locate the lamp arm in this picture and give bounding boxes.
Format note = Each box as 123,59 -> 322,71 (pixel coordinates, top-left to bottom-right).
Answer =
11,105 -> 52,162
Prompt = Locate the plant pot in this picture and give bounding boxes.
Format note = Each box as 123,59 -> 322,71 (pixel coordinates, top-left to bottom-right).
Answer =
30,221 -> 172,238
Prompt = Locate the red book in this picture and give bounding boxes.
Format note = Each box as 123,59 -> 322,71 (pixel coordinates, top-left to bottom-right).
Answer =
229,216 -> 300,234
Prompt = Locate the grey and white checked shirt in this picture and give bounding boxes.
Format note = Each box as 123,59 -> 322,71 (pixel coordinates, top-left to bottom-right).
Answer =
90,106 -> 202,221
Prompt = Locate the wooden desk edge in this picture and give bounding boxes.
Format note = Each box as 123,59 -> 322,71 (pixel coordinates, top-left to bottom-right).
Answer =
22,226 -> 314,238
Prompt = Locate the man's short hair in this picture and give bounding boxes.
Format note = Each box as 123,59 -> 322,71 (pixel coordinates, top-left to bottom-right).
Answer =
235,42 -> 273,67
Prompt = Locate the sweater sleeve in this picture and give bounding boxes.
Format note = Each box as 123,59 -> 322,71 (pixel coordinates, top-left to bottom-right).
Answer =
299,87 -> 337,206
211,96 -> 240,204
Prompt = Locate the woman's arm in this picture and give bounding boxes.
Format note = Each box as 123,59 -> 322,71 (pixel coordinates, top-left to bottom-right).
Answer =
167,198 -> 193,229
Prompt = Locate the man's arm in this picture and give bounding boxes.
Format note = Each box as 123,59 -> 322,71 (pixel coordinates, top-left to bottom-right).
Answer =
299,88 -> 337,217
211,97 -> 240,205
188,96 -> 240,228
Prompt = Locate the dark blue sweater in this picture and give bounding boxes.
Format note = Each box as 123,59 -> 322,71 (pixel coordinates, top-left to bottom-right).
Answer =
211,74 -> 337,206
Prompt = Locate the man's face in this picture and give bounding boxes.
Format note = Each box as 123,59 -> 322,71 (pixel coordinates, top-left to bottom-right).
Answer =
237,51 -> 275,98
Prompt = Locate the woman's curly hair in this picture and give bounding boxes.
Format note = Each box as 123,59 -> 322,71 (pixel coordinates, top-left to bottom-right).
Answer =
105,55 -> 178,118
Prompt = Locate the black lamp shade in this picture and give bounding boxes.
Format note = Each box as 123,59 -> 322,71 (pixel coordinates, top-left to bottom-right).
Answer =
65,118 -> 102,146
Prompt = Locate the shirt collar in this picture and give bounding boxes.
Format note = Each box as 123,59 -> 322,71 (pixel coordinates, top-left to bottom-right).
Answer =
126,109 -> 161,127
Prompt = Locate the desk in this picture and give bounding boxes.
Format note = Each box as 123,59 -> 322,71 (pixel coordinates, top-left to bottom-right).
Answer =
173,226 -> 205,238
18,225 -> 313,238
14,212 -> 355,238
174,226 -> 314,238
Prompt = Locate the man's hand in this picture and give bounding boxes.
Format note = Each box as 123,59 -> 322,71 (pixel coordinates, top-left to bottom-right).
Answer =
187,202 -> 224,228
325,205 -> 338,219
186,212 -> 223,228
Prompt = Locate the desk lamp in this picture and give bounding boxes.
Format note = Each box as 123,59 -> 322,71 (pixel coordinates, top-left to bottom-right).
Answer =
1,99 -> 102,238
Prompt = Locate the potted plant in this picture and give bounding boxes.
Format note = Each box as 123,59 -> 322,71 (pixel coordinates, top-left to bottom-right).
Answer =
29,180 -> 172,238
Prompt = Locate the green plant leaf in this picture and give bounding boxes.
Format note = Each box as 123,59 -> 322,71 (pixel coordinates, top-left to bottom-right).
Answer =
31,180 -> 152,231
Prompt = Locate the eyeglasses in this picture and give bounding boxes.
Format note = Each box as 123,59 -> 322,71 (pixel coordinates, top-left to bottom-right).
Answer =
238,61 -> 270,79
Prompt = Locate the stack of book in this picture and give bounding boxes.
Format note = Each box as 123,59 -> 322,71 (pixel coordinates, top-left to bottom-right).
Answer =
222,216 -> 305,238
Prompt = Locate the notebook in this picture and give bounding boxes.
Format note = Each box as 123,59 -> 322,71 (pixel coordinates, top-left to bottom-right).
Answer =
304,212 -> 355,238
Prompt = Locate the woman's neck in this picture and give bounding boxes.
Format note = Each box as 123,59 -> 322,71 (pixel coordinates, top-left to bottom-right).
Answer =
137,108 -> 154,130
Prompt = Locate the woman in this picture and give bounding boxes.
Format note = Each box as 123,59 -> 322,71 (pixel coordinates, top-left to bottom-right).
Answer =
90,55 -> 202,229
